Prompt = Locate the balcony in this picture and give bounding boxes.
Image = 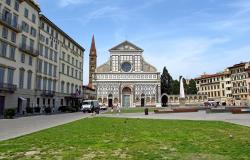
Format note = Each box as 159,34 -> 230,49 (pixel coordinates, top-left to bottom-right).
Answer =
41,90 -> 55,97
71,92 -> 82,98
0,13 -> 21,33
64,92 -> 82,99
19,44 -> 39,57
0,83 -> 17,93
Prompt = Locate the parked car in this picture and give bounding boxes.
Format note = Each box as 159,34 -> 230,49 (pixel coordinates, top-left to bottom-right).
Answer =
100,105 -> 108,110
204,101 -> 218,107
81,100 -> 100,113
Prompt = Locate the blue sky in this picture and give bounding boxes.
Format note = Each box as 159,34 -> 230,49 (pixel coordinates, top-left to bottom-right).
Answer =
37,0 -> 250,84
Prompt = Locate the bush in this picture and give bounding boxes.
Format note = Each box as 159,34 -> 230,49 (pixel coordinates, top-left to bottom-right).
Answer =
45,107 -> 52,114
4,108 -> 16,119
68,107 -> 77,113
58,106 -> 67,112
58,106 -> 77,113
26,107 -> 33,114
34,107 -> 41,113
72,105 -> 79,112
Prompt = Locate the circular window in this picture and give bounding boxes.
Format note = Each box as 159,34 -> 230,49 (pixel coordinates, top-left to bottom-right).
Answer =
121,62 -> 132,72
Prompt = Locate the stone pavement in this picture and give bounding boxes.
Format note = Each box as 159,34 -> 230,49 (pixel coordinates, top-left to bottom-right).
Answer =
0,112 -> 89,141
1,111 -> 249,141
100,111 -> 250,127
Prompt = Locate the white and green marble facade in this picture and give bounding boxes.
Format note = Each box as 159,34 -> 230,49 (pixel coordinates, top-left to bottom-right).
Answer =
93,41 -> 161,108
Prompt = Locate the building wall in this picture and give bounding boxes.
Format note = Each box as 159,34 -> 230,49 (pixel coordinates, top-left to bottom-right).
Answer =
59,38 -> 83,95
166,95 -> 207,106
35,16 -> 60,109
82,86 -> 96,100
36,15 -> 84,109
229,63 -> 250,106
224,72 -> 233,104
195,73 -> 228,104
94,41 -> 161,108
0,0 -> 39,113
0,0 -> 84,115
96,81 -> 160,107
195,63 -> 250,106
247,77 -> 250,105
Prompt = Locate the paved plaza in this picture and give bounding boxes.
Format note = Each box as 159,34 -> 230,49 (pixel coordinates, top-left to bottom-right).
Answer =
0,113 -> 89,141
1,111 -> 249,141
101,111 -> 250,127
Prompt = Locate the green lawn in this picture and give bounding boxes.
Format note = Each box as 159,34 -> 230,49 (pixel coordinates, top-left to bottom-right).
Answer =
0,118 -> 250,160
104,107 -> 155,114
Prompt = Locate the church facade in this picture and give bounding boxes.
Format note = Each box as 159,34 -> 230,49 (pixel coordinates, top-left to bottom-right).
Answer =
93,41 -> 161,107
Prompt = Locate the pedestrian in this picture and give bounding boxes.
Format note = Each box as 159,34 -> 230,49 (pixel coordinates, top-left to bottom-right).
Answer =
91,101 -> 95,116
111,105 -> 114,113
117,103 -> 121,114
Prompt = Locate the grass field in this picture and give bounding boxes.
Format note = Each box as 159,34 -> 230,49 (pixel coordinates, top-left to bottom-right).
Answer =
104,107 -> 155,114
0,117 -> 250,160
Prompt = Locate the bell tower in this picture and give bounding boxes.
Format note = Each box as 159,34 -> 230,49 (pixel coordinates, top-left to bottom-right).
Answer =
89,35 -> 97,88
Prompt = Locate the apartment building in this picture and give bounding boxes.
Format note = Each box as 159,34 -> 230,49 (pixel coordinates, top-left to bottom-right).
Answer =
195,70 -> 231,105
56,18 -> 84,108
228,62 -> 250,105
195,62 -> 250,106
36,15 -> 84,110
36,15 -> 60,110
224,69 -> 233,104
0,0 -> 40,115
247,67 -> 250,103
0,0 -> 84,116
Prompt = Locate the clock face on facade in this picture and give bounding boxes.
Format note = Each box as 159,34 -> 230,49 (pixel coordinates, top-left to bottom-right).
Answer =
121,62 -> 132,72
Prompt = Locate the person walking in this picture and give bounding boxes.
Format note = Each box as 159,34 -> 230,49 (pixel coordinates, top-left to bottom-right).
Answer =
111,105 -> 114,113
117,103 -> 121,114
91,101 -> 95,116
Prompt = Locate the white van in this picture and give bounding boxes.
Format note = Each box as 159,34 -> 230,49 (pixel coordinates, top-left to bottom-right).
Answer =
81,100 -> 100,113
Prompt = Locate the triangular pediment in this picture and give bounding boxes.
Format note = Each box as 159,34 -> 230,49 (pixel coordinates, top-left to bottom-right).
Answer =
109,40 -> 144,52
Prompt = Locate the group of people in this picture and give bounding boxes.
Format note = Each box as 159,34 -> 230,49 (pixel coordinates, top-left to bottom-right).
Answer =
111,103 -> 121,113
90,102 -> 121,116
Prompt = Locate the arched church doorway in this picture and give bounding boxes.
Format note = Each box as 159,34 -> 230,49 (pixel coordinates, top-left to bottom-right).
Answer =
122,87 -> 132,108
108,94 -> 113,107
161,94 -> 168,107
141,94 -> 145,107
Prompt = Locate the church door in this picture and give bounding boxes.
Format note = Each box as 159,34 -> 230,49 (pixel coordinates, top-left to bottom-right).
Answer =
122,87 -> 132,108
122,95 -> 130,108
141,98 -> 145,107
141,94 -> 145,107
108,94 -> 113,107
108,99 -> 113,107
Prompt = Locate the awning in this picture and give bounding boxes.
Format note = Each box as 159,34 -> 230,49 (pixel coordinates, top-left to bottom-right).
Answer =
18,97 -> 27,101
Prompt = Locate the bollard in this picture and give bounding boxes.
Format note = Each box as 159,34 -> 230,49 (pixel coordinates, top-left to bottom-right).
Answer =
144,108 -> 149,115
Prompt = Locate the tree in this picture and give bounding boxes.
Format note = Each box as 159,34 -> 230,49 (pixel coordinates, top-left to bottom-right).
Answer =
161,67 -> 173,94
186,79 -> 197,94
161,68 -> 197,96
171,80 -> 180,95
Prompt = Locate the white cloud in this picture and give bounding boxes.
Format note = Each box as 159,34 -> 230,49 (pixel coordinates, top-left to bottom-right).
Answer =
87,6 -> 120,20
58,0 -> 92,7
140,37 -> 230,79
